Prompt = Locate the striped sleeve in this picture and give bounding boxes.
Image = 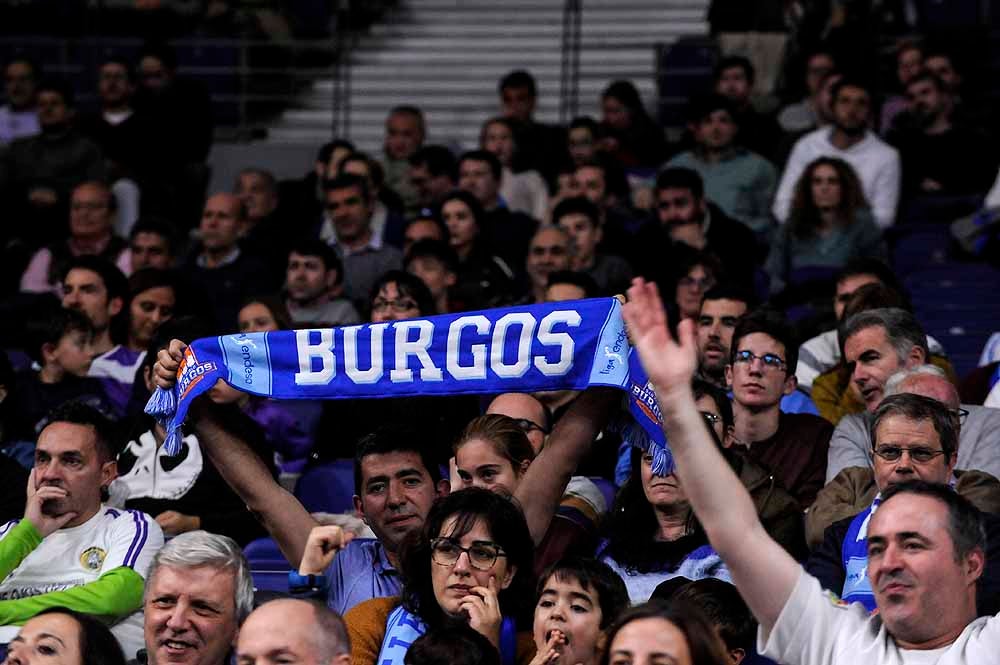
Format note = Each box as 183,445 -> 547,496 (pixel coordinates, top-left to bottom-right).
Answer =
104,509 -> 164,578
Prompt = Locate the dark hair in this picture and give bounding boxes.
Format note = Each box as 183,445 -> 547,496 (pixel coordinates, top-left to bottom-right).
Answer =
236,168 -> 278,196
674,250 -> 723,289
405,625 -> 500,665
130,216 -> 178,256
127,268 -> 179,302
569,115 -> 599,135
480,116 -> 517,148
576,157 -> 631,203
400,488 -> 536,629
714,55 -> 755,85
701,283 -> 757,311
323,173 -> 371,202
63,255 -> 128,304
36,77 -> 74,107
405,239 -> 459,274
459,150 -> 502,183
454,414 -> 536,469
289,237 -> 343,276
730,308 -> 798,374
43,400 -> 118,461
905,69 -> 945,94
552,196 -> 601,228
499,70 -> 537,96
353,424 -> 443,493
546,270 -> 599,299
686,93 -> 736,126
139,40 -> 177,71
339,151 -> 386,191
599,601 -> 730,665
409,145 -> 458,182
440,190 -> 487,231
691,378 -> 734,431
5,56 -> 40,79
655,167 -> 704,201
238,294 -> 293,331
317,139 -> 355,165
880,479 -> 986,561
788,157 -> 869,239
830,76 -> 872,104
390,105 -> 426,132
870,393 -> 959,458
536,557 -> 630,629
601,80 -> 648,118
651,578 -> 755,657
404,213 -> 449,242
836,258 -> 908,306
841,307 -> 929,363
27,307 -> 93,364
370,270 -> 436,317
99,56 -> 134,83
34,607 -> 126,665
843,282 -> 909,316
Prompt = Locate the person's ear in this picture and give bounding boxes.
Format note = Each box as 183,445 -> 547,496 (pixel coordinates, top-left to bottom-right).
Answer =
782,372 -> 798,396
594,224 -> 604,244
966,546 -> 986,583
724,364 -> 734,386
332,653 -> 351,665
519,459 -> 531,476
41,342 -> 58,364
499,564 -> 516,590
445,271 -> 457,288
101,459 -> 118,486
436,478 -> 451,497
143,365 -> 154,392
353,495 -> 365,521
907,345 -> 928,367
108,296 -> 123,318
325,269 -> 338,290
729,647 -> 747,665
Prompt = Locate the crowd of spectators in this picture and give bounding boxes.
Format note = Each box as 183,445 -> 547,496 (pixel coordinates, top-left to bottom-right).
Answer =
0,11 -> 999,665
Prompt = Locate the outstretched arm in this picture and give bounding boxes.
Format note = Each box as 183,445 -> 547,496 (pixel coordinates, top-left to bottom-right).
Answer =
514,388 -> 620,546
622,279 -> 800,633
154,340 -> 318,567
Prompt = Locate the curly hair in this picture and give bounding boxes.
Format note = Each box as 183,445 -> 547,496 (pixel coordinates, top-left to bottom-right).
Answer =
788,157 -> 869,239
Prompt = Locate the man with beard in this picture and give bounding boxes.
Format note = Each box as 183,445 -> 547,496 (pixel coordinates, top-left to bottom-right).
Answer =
0,402 -> 163,659
773,78 -> 900,229
888,71 -> 996,201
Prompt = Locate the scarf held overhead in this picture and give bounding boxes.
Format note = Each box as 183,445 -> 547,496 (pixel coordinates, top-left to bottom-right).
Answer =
146,298 -> 672,463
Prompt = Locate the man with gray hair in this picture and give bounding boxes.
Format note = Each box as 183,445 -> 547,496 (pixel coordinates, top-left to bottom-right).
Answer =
841,307 -> 931,414
236,598 -> 350,665
824,365 -> 1000,484
805,392 -> 1000,614
140,530 -> 254,665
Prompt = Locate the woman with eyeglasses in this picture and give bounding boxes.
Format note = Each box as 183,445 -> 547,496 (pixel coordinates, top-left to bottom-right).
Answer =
765,157 -> 883,303
671,251 -> 723,322
344,488 -> 537,665
440,190 -> 517,310
452,401 -> 617,576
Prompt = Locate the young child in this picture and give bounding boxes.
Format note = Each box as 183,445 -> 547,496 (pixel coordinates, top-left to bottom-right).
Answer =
8,308 -> 111,441
531,557 -> 630,665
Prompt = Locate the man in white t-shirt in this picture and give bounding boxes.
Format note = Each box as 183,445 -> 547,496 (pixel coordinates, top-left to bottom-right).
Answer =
623,277 -> 998,665
0,402 -> 163,659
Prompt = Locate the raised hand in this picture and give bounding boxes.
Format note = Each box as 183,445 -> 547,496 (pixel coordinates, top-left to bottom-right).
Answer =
622,278 -> 698,396
528,629 -> 567,665
153,339 -> 188,390
24,469 -> 78,538
155,510 -> 200,536
462,576 -> 503,648
298,525 -> 355,575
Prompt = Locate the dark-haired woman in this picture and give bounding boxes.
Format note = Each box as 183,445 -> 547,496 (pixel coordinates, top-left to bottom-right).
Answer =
441,190 -> 516,309
599,81 -> 670,169
598,601 -> 730,665
3,607 -> 127,665
765,157 -> 883,298
345,488 -> 538,665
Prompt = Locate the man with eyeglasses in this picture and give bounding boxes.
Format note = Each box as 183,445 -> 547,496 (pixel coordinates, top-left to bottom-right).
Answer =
805,392 -> 1000,615
321,174 -> 403,312
810,365 -> 1000,546
725,310 -> 832,509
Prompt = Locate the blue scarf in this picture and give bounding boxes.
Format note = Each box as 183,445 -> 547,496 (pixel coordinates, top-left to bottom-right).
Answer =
377,605 -> 517,665
841,494 -> 880,610
146,298 -> 670,464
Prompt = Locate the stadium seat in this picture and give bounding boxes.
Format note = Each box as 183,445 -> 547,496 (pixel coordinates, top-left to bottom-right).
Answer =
243,537 -> 291,593
294,459 -> 356,514
589,476 -> 617,511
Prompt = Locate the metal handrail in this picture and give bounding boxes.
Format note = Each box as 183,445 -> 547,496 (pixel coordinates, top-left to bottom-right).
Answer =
559,0 -> 582,123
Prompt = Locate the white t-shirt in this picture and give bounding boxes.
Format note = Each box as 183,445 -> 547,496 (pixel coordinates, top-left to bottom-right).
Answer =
0,506 -> 164,657
761,570 -> 1000,665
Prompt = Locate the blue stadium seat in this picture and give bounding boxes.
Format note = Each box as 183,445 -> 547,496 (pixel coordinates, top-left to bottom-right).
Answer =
243,537 -> 291,593
294,459 -> 356,514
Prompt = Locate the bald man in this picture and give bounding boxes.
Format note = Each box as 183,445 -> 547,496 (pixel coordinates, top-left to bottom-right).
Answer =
824,364 -> 1000,482
184,192 -> 273,329
237,599 -> 351,665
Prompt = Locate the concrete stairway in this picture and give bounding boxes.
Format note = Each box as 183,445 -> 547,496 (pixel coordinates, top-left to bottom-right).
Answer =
267,0 -> 709,151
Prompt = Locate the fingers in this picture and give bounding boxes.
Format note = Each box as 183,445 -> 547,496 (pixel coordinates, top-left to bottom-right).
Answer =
676,317 -> 697,353
25,469 -> 35,498
168,339 -> 187,360
31,486 -> 68,501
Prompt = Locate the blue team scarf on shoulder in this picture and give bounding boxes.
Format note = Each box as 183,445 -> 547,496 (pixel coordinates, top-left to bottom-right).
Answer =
841,494 -> 881,610
377,605 -> 517,665
146,298 -> 678,458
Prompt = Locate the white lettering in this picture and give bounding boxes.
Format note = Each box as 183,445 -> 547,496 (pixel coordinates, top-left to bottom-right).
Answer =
534,310 -> 581,376
490,313 -> 536,378
343,323 -> 388,384
294,329 -> 336,385
390,321 -> 443,382
446,315 -> 491,380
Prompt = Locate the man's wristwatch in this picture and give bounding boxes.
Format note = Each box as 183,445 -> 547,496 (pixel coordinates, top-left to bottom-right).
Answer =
288,571 -> 327,593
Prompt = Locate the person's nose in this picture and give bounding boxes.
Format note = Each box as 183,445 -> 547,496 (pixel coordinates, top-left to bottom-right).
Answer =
385,479 -> 406,508
452,549 -> 472,575
165,599 -> 192,632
